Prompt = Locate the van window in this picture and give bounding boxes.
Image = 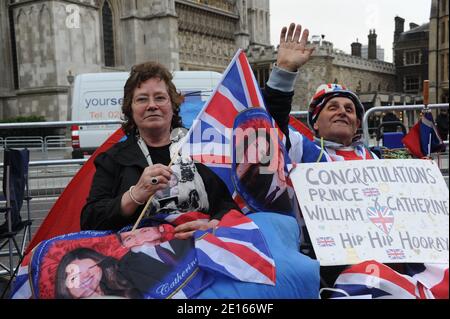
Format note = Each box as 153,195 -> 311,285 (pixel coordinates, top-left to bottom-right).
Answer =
179,90 -> 214,128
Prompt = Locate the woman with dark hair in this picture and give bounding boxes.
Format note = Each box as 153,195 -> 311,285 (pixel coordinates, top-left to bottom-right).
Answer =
80,62 -> 240,236
55,248 -> 140,299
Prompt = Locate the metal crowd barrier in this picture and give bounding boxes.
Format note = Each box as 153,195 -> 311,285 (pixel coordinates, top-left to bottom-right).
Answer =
362,103 -> 449,146
44,136 -> 71,149
0,120 -> 123,158
4,136 -> 44,151
0,120 -> 123,130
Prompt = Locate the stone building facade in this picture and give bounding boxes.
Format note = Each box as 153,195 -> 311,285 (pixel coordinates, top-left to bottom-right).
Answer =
0,0 -> 271,121
429,0 -> 449,103
295,42 -> 397,111
393,16 -> 430,97
249,38 -> 397,111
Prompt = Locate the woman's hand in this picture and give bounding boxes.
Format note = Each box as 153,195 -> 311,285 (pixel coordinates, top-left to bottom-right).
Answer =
173,219 -> 220,240
132,164 -> 173,203
121,164 -> 173,216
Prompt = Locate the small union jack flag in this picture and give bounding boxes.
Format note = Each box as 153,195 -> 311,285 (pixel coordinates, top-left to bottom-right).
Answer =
386,249 -> 406,260
362,188 -> 380,197
316,236 -> 336,247
367,199 -> 394,235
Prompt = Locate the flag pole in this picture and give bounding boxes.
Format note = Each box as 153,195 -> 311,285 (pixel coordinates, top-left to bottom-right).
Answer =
422,80 -> 432,157
423,80 -> 429,110
131,149 -> 180,232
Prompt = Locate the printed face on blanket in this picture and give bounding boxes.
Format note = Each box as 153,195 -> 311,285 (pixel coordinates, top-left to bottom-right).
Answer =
232,109 -> 292,214
56,247 -> 140,299
262,22 -> 448,299
119,225 -> 166,248
26,224 -> 194,299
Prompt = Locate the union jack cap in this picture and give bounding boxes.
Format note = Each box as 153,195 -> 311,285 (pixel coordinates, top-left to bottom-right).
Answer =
308,84 -> 365,130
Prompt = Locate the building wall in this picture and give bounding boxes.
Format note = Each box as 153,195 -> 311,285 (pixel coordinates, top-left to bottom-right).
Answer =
121,0 -> 179,71
393,21 -> 429,97
248,40 -> 397,111
2,0 -> 105,121
176,1 -> 238,71
0,0 -> 14,96
0,0 -> 271,121
429,0 -> 449,103
292,46 -> 396,111
247,0 -> 270,46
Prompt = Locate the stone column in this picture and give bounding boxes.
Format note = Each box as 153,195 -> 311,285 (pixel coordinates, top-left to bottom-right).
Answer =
0,0 -> 14,94
247,0 -> 270,46
235,0 -> 249,49
123,0 -> 179,71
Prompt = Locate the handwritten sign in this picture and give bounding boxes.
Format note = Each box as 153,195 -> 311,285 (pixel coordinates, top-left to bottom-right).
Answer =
290,159 -> 449,266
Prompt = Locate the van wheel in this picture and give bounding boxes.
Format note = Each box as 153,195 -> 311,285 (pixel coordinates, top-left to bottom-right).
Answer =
72,150 -> 83,159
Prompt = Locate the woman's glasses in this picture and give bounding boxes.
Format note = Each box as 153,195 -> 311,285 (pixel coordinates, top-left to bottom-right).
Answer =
133,94 -> 170,108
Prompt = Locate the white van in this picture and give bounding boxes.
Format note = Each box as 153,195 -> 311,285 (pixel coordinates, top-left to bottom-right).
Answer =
70,71 -> 222,158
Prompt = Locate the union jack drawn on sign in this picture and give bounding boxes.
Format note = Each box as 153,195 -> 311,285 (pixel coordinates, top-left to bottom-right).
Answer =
362,188 -> 380,197
316,237 -> 336,247
367,198 -> 394,235
386,249 -> 406,260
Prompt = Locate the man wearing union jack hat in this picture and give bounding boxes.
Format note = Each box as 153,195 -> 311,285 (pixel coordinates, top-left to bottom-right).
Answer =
264,23 -> 378,162
262,23 -> 448,299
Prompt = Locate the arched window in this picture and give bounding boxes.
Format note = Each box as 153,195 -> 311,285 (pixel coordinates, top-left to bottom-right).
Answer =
102,1 -> 115,67
368,82 -> 372,92
356,80 -> 362,92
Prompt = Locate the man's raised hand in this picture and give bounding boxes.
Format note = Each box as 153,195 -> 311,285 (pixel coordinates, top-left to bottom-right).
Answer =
277,23 -> 315,72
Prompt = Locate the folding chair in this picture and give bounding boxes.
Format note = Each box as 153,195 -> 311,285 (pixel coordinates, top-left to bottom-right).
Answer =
376,121 -> 407,149
0,149 -> 33,278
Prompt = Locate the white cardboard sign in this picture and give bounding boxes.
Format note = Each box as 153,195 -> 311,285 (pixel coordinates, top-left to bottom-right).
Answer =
290,159 -> 449,266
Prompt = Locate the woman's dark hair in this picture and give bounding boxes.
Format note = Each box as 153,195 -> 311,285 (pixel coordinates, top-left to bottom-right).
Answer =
121,61 -> 184,135
55,247 -> 140,299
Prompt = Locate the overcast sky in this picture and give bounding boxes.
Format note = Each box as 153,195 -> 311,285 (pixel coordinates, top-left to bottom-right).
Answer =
269,0 -> 432,62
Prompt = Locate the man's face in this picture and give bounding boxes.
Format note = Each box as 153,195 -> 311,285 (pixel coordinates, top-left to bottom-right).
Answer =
121,226 -> 163,248
313,97 -> 361,146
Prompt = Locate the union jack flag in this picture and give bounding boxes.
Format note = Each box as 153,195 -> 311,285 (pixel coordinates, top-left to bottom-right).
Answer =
181,49 -> 294,215
316,236 -> 336,247
405,263 -> 449,299
362,188 -> 380,197
194,210 -> 276,285
331,260 -> 448,299
366,200 -> 394,235
403,111 -> 446,158
386,249 -> 406,260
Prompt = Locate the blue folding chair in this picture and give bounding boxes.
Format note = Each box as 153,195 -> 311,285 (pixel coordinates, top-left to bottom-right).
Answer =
0,149 -> 33,279
376,121 -> 407,149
